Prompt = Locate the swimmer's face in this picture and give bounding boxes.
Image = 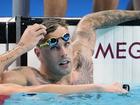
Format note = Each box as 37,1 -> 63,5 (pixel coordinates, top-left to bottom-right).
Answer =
36,26 -> 73,76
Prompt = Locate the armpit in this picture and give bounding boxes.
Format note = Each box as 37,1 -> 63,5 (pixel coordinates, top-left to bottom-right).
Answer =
73,44 -> 94,84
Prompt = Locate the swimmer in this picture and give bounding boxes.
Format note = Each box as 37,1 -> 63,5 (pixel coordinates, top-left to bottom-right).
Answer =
1,10 -> 138,94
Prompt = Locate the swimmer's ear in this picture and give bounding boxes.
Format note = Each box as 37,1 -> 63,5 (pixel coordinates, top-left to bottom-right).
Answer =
34,48 -> 41,58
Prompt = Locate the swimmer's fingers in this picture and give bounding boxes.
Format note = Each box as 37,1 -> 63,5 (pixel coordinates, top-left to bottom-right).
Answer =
27,23 -> 46,31
18,24 -> 46,51
35,28 -> 47,37
104,83 -> 128,93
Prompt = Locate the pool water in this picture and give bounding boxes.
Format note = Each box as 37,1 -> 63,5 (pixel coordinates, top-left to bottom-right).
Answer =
3,86 -> 140,105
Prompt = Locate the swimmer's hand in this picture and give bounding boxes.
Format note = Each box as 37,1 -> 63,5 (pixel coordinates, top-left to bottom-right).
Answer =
102,83 -> 128,93
18,23 -> 47,51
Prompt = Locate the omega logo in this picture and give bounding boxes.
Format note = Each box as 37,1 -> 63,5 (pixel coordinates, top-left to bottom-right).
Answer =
94,42 -> 140,59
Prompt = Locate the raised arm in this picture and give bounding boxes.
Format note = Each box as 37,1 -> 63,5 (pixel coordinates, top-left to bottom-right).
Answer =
0,24 -> 46,79
77,10 -> 140,31
73,10 -> 140,52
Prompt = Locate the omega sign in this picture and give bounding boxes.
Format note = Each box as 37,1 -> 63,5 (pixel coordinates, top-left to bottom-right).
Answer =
94,42 -> 140,59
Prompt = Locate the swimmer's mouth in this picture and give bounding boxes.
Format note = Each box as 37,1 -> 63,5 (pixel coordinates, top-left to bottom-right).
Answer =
59,60 -> 70,65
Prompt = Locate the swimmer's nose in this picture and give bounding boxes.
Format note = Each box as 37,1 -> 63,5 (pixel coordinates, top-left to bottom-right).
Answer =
59,46 -> 67,58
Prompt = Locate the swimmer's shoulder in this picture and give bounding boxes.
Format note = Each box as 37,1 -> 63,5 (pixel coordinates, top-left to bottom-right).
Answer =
1,66 -> 40,85
10,66 -> 42,82
3,66 -> 39,76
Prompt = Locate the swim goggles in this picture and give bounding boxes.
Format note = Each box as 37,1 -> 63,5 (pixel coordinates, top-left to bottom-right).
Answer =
38,33 -> 70,48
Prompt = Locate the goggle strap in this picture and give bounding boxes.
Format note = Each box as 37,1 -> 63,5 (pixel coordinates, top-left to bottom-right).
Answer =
39,42 -> 49,48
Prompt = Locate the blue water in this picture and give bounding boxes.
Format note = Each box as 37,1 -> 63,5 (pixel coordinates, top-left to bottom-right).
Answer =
4,86 -> 140,105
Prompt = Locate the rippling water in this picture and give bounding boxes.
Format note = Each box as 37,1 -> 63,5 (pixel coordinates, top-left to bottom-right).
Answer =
4,86 -> 140,105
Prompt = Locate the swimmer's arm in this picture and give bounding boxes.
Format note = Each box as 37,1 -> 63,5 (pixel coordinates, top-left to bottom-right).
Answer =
0,24 -> 46,76
77,10 -> 140,31
73,10 -> 140,52
0,83 -> 127,95
0,44 -> 27,74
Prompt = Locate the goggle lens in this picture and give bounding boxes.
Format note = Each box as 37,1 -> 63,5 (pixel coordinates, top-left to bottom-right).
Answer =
47,38 -> 58,47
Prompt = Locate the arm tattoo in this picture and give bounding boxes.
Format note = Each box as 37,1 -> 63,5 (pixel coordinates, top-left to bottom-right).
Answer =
77,10 -> 140,31
0,44 -> 26,73
18,42 -> 25,47
11,67 -> 25,71
72,10 -> 140,84
73,10 -> 140,56
92,10 -> 140,29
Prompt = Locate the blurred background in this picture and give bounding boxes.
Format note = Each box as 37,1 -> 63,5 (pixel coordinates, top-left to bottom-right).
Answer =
0,0 -> 130,17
